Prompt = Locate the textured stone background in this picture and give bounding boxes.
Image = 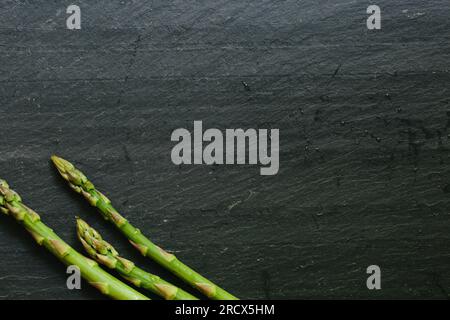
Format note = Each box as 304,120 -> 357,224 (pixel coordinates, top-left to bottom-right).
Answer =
0,0 -> 450,299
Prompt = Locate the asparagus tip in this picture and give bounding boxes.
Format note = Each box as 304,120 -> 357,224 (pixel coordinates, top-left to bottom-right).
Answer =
0,179 -> 8,188
77,218 -> 119,257
51,155 -> 89,188
76,217 -> 89,233
51,155 -> 73,173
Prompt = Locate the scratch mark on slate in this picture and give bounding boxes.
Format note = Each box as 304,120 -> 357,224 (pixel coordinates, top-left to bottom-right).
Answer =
116,34 -> 142,106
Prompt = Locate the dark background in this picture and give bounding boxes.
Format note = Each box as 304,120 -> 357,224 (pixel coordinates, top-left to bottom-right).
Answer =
1,0 -> 450,299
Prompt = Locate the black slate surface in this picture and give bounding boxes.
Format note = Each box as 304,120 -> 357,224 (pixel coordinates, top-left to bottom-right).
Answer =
1,0 -> 450,299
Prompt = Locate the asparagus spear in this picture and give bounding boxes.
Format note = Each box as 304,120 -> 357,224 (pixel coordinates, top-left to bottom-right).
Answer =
0,179 -> 149,300
52,155 -> 238,300
77,218 -> 198,300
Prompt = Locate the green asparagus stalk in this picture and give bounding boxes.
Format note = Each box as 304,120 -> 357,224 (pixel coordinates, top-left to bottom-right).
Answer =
52,155 -> 238,300
0,179 -> 149,300
77,218 -> 198,300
